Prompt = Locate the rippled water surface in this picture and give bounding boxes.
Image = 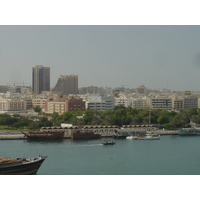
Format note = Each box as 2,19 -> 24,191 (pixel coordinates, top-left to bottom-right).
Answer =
1,135 -> 200,175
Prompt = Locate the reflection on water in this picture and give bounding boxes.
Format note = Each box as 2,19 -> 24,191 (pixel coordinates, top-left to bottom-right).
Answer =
24,139 -> 65,145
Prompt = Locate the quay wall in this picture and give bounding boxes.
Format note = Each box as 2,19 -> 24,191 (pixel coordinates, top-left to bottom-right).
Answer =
147,130 -> 178,135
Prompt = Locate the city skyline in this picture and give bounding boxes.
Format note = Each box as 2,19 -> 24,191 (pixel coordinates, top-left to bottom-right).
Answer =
1,26 -> 200,91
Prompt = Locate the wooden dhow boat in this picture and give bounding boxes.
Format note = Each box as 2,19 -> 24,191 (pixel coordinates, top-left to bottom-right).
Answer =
21,130 -> 65,139
0,155 -> 47,175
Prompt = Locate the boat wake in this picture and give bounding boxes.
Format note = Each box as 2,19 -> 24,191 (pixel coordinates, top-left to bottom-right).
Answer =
63,144 -> 103,148
80,144 -> 103,147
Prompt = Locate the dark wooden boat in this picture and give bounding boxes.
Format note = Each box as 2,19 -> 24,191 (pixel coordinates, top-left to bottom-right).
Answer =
102,140 -> 116,145
21,131 -> 64,139
0,155 -> 47,175
71,130 -> 101,139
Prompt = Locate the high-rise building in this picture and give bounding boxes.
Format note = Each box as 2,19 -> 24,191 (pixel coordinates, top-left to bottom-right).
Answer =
32,65 -> 50,94
52,75 -> 78,95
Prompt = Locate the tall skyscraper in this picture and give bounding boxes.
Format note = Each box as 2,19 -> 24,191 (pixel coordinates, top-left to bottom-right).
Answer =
32,65 -> 50,94
52,75 -> 78,95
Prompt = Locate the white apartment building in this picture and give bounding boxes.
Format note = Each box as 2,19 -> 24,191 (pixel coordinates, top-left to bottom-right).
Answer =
0,97 -> 27,113
86,101 -> 106,111
85,95 -> 115,111
131,97 -> 147,109
171,96 -> 184,110
147,96 -> 172,110
115,97 -> 131,107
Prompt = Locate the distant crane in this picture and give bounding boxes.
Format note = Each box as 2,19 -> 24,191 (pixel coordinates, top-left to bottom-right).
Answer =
7,82 -> 28,86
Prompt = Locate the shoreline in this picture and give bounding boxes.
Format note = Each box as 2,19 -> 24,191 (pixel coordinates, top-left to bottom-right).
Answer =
0,130 -> 178,140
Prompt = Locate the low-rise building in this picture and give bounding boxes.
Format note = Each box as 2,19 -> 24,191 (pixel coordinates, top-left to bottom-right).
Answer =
32,97 -> 49,111
147,96 -> 172,110
115,97 -> 131,107
86,95 -> 115,111
0,97 -> 27,113
183,96 -> 198,109
131,97 -> 147,109
44,96 -> 85,114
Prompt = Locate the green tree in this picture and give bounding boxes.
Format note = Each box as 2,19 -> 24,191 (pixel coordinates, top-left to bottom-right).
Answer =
170,116 -> 181,129
29,122 -> 40,129
34,106 -> 42,113
157,115 -> 169,124
191,115 -> 200,124
130,115 -> 143,125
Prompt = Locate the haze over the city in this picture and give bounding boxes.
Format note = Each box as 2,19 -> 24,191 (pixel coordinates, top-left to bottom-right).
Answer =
1,25 -> 200,91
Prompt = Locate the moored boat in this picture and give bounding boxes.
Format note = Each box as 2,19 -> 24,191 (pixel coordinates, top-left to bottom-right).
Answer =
102,140 -> 116,145
0,155 -> 47,175
178,128 -> 200,136
71,130 -> 101,139
126,135 -> 138,140
135,134 -> 160,140
21,130 -> 65,139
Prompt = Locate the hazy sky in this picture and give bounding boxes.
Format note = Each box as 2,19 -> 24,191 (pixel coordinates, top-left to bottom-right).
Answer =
1,25 -> 200,91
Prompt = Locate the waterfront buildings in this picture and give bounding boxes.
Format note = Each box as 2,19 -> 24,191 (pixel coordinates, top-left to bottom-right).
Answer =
44,96 -> 85,114
1,74 -> 200,115
0,97 -> 27,113
131,97 -> 147,109
115,97 -> 131,107
147,96 -> 172,110
85,95 -> 115,111
32,65 -> 50,94
52,75 -> 78,95
32,97 -> 49,111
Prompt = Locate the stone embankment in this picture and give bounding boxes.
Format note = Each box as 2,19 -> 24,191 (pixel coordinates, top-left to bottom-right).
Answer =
147,130 -> 178,135
0,132 -> 26,140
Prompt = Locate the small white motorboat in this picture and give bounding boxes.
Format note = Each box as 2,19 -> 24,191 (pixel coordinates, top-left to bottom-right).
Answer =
126,135 -> 138,140
135,134 -> 160,140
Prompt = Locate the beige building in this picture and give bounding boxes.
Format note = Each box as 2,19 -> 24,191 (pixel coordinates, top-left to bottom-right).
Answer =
171,97 -> 184,110
45,101 -> 66,114
147,96 -> 172,110
44,96 -> 85,114
115,97 -> 131,107
131,98 -> 147,109
32,97 -> 49,111
0,98 -> 27,112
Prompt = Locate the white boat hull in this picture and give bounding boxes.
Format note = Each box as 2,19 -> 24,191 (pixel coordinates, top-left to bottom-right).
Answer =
126,136 -> 138,140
